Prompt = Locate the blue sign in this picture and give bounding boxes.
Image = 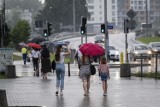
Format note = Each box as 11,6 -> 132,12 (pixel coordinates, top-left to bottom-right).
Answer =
107,25 -> 113,29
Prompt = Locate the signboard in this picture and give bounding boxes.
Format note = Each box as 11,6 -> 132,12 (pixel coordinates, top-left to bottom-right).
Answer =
127,9 -> 136,19
142,24 -> 152,28
107,25 -> 113,29
127,20 -> 137,30
0,48 -> 13,72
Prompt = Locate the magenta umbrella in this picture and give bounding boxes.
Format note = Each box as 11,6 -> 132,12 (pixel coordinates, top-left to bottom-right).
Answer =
79,43 -> 105,56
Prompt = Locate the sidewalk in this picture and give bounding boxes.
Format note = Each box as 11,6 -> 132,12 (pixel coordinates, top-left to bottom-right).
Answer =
0,60 -> 160,107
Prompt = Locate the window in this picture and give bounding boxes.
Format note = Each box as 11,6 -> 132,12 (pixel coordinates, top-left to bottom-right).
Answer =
112,0 -> 115,4
87,0 -> 94,3
88,6 -> 94,9
112,5 -> 115,9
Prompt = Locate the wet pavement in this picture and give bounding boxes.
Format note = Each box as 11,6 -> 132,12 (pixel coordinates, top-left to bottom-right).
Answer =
0,60 -> 160,107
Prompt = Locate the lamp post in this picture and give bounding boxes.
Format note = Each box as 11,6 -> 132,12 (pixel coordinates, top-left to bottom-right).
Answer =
146,0 -> 148,37
73,0 -> 76,33
104,0 -> 109,61
1,0 -> 5,47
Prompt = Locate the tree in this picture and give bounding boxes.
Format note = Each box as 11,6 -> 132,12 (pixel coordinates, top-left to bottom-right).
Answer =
10,20 -> 31,48
39,0 -> 89,32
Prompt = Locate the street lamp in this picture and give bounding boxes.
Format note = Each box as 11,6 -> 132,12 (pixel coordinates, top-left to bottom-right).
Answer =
104,0 -> 109,61
73,0 -> 76,33
146,0 -> 148,37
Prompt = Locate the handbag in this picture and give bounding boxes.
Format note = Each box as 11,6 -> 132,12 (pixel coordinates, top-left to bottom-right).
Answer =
90,64 -> 96,75
27,56 -> 30,62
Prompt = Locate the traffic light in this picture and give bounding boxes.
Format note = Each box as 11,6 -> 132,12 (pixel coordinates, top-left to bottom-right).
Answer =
80,17 -> 87,34
2,23 -> 10,36
101,24 -> 105,33
124,19 -> 129,33
80,26 -> 86,34
43,29 -> 47,37
82,17 -> 87,26
47,22 -> 52,36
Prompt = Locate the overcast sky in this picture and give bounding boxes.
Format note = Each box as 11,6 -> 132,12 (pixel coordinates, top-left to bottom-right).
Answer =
39,0 -> 45,4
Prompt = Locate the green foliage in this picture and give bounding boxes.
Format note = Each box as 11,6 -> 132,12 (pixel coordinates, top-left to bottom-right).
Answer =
137,37 -> 160,44
13,55 -> 22,60
40,0 -> 89,32
10,20 -> 31,48
0,73 -> 6,79
132,72 -> 160,79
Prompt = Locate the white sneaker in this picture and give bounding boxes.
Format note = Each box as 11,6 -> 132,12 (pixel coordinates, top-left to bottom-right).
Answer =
60,90 -> 63,96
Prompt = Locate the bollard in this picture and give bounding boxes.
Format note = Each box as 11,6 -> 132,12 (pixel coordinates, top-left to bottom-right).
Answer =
0,89 -> 8,107
140,54 -> 143,77
155,53 -> 158,78
120,63 -> 131,77
5,65 -> 16,78
120,52 -> 124,64
68,62 -> 70,76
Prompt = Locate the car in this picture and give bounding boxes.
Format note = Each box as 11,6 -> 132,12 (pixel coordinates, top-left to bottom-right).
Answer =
94,34 -> 105,43
130,44 -> 152,61
107,46 -> 119,62
148,42 -> 160,53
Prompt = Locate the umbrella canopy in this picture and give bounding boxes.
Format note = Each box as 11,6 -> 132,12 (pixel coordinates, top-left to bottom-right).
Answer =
79,43 -> 105,56
27,43 -> 41,49
18,42 -> 28,47
27,36 -> 47,44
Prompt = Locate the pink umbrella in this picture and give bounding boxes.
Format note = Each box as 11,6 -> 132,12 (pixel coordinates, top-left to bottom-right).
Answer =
79,43 -> 105,56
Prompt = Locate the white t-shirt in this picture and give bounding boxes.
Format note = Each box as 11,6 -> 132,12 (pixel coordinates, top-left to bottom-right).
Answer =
31,50 -> 40,58
56,52 -> 65,64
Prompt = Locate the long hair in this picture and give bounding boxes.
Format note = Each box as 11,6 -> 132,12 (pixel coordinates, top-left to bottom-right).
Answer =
55,45 -> 62,61
100,56 -> 107,64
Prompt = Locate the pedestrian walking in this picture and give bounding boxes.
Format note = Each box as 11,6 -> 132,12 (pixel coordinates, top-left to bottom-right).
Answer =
98,56 -> 110,96
41,45 -> 51,79
74,45 -> 82,69
21,46 -> 28,65
79,55 -> 91,96
55,44 -> 71,96
31,48 -> 41,76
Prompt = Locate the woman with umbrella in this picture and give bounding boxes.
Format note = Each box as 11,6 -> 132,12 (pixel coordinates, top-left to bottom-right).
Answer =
41,45 -> 51,79
79,43 -> 105,96
31,47 -> 41,76
79,55 -> 91,96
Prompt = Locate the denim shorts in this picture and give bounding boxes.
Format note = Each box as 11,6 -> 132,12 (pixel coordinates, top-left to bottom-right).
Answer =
100,72 -> 108,81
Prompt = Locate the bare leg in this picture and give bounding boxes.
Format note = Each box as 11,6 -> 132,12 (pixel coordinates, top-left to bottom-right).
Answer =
83,80 -> 88,95
87,76 -> 90,94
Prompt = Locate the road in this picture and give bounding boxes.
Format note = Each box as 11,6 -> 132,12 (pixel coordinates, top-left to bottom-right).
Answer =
66,32 -> 137,57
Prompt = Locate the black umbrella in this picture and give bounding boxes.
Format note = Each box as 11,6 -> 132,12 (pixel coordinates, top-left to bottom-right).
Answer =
27,36 -> 47,44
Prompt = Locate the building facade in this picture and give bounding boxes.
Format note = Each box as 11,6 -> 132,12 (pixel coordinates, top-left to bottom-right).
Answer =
117,0 -> 160,29
86,0 -> 118,33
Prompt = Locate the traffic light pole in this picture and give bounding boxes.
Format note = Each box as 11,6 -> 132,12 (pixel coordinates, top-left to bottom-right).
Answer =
124,19 -> 129,63
1,0 -> 5,47
104,0 -> 109,61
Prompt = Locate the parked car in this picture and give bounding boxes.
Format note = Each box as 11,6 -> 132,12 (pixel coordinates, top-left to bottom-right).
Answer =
108,46 -> 119,62
130,44 -> 152,61
148,42 -> 160,53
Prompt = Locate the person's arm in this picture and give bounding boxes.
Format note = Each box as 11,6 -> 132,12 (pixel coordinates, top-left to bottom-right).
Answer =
63,45 -> 71,55
107,64 -> 110,79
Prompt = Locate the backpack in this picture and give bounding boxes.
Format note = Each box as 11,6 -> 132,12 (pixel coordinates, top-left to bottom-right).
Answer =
51,60 -> 56,70
41,48 -> 49,58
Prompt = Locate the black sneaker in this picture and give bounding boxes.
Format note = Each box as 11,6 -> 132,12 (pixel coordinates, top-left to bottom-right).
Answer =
55,91 -> 58,95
